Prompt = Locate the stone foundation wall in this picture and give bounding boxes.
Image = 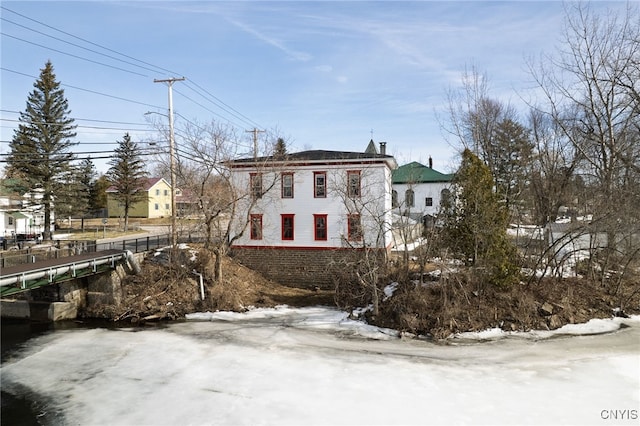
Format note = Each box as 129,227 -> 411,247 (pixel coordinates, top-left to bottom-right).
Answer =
230,247 -> 387,289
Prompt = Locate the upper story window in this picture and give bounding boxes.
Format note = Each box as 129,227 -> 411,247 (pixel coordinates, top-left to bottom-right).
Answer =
347,170 -> 361,198
155,189 -> 160,196
314,172 -> 326,198
314,214 -> 327,241
405,189 -> 415,208
250,214 -> 263,240
281,214 -> 295,240
250,173 -> 263,199
164,189 -> 169,196
425,197 -> 433,207
392,190 -> 398,208
281,173 -> 294,198
347,214 -> 362,241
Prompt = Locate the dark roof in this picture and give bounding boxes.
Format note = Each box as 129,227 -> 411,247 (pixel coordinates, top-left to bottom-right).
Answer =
227,149 -> 395,164
364,139 -> 378,154
392,161 -> 454,184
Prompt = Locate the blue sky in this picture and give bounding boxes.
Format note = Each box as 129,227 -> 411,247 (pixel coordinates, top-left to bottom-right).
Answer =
0,1 -> 628,174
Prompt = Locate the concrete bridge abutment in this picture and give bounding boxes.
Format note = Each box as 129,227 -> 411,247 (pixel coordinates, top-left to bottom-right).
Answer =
1,252 -> 144,321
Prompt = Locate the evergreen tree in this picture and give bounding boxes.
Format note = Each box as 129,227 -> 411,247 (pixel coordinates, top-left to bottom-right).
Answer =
6,61 -> 77,240
53,167 -> 82,220
107,133 -> 148,231
77,157 -> 97,215
91,174 -> 110,216
69,157 -> 98,230
441,149 -> 519,287
51,157 -> 96,222
492,118 -> 533,216
274,137 -> 287,158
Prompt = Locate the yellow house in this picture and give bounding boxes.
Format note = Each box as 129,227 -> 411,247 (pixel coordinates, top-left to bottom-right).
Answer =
107,177 -> 172,218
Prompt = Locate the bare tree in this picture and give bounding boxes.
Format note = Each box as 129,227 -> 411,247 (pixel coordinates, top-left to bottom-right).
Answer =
528,2 -> 640,287
443,65 -> 532,216
329,165 -> 394,317
526,108 -> 580,225
174,119 -> 281,282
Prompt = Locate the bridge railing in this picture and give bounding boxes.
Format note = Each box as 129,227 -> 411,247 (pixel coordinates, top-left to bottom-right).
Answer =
0,233 -> 201,269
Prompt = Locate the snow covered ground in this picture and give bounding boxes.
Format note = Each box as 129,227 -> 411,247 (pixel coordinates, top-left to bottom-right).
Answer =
2,306 -> 639,425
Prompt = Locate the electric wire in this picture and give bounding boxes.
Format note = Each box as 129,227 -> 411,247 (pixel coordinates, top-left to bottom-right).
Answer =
1,33 -> 149,78
1,68 -> 164,110
0,6 -> 177,77
0,6 -> 268,135
0,17 -> 160,77
1,6 -> 276,172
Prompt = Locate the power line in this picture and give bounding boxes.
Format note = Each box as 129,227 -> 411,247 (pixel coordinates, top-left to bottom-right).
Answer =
1,67 -> 163,110
1,109 -> 150,127
1,33 -> 149,78
174,88 -> 250,130
0,7 -> 266,135
0,8 -> 279,160
0,117 -> 154,132
0,151 -> 163,163
0,5 -> 177,77
1,17 -> 161,77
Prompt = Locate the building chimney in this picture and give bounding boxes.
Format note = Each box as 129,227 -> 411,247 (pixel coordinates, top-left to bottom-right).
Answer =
428,156 -> 433,168
379,142 -> 387,155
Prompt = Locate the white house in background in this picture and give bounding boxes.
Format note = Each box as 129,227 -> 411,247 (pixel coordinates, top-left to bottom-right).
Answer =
226,143 -> 397,288
391,159 -> 454,227
0,187 -> 49,242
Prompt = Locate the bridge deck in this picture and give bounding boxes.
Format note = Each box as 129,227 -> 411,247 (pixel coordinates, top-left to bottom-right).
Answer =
0,249 -> 125,276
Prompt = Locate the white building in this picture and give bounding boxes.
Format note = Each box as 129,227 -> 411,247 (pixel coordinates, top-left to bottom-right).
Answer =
0,188 -> 49,242
391,160 -> 454,226
226,146 -> 397,288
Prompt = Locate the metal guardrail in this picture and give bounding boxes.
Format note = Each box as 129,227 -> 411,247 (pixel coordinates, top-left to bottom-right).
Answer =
0,234 -> 174,269
0,251 -> 129,296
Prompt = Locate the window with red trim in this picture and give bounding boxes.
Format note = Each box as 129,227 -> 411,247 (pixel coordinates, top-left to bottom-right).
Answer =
281,214 -> 294,240
250,173 -> 262,199
347,214 -> 362,241
281,173 -> 294,198
347,170 -> 361,198
250,214 -> 263,240
314,172 -> 326,198
314,214 -> 327,241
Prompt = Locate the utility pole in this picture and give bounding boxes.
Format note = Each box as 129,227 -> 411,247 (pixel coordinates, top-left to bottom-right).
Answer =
154,77 -> 185,250
246,128 -> 265,158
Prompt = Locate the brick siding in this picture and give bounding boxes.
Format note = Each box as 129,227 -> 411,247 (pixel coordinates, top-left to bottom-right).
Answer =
231,247 -> 386,289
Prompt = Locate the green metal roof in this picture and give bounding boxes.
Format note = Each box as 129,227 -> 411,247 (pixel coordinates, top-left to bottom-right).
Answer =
392,161 -> 454,184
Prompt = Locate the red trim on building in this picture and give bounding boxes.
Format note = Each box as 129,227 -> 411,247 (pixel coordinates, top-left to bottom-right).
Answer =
313,214 -> 328,241
250,214 -> 263,240
249,172 -> 263,199
281,214 -> 294,240
347,170 -> 361,198
281,172 -> 294,198
232,245 -> 374,252
227,159 -> 390,169
314,171 -> 326,198
347,213 -> 362,241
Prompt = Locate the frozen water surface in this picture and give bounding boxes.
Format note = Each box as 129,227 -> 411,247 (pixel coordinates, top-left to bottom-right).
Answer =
2,306 -> 639,425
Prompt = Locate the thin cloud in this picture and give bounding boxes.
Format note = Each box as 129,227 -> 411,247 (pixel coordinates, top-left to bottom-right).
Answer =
226,18 -> 313,62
